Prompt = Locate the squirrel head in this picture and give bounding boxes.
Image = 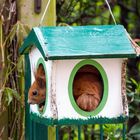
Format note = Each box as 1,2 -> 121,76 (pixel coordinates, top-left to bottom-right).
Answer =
28,64 -> 46,105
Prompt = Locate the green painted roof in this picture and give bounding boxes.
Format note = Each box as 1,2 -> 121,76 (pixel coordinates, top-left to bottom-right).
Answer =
19,25 -> 136,60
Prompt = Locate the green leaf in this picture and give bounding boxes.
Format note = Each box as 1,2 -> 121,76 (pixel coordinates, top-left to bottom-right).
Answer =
130,78 -> 138,87
4,21 -> 30,47
137,114 -> 140,120
4,88 -> 13,105
4,87 -> 21,105
96,1 -> 103,7
127,92 -> 135,97
129,122 -> 140,135
16,21 -> 30,46
4,23 -> 17,46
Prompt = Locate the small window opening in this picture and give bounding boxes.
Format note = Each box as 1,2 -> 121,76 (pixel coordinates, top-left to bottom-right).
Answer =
36,63 -> 46,112
28,63 -> 46,113
73,65 -> 103,112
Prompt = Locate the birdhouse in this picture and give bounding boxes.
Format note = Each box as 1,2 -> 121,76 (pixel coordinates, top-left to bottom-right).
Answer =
20,25 -> 136,125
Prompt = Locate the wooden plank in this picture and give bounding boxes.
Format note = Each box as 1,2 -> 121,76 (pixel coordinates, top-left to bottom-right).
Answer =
38,25 -> 136,59
19,25 -> 136,59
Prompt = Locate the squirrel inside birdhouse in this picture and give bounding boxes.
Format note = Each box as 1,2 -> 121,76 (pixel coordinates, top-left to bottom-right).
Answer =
28,64 -> 46,112
73,65 -> 103,112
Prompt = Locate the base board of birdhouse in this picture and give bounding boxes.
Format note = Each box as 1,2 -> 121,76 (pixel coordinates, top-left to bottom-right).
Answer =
30,112 -> 128,126
56,116 -> 128,125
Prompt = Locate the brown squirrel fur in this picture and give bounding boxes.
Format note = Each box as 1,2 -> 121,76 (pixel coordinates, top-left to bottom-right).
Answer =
28,64 -> 46,105
73,66 -> 103,112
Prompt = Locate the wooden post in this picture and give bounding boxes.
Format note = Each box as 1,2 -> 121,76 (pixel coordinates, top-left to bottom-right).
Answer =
17,0 -> 56,27
17,0 -> 56,140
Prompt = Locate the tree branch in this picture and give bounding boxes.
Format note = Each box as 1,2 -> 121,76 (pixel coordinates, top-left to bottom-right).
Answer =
117,1 -> 136,13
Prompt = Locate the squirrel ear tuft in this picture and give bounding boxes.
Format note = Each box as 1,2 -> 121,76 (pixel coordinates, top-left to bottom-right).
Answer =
37,64 -> 45,76
34,64 -> 46,88
36,75 -> 46,88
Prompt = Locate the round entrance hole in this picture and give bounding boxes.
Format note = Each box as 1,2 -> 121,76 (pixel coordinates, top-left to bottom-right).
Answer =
69,60 -> 108,117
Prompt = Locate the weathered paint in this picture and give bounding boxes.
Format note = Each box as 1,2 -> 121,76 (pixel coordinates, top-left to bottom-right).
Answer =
19,25 -> 136,59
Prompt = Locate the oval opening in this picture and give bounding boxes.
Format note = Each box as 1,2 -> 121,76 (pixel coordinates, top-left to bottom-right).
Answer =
73,64 -> 103,112
28,58 -> 47,114
36,63 -> 46,113
69,59 -> 108,117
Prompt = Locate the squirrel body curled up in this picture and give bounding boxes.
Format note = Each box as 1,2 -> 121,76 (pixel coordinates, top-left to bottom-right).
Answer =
73,72 -> 103,112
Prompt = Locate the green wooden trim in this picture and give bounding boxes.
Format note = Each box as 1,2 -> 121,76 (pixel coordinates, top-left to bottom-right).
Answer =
30,120 -> 33,140
54,116 -> 128,125
78,125 -> 81,140
35,122 -> 48,140
33,122 -> 36,140
36,58 -> 48,115
56,126 -> 59,140
30,112 -> 54,125
46,53 -> 136,60
19,28 -> 47,59
25,54 -> 31,140
122,123 -> 126,140
31,109 -> 128,126
40,25 -> 136,59
20,25 -> 136,61
30,112 -> 128,126
100,124 -> 104,140
46,126 -> 48,140
68,59 -> 108,117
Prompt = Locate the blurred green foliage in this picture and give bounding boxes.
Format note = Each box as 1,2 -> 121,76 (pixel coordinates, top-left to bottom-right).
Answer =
56,0 -> 140,139
57,0 -> 140,38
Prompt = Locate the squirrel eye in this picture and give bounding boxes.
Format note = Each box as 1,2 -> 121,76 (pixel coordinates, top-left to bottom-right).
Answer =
32,90 -> 38,96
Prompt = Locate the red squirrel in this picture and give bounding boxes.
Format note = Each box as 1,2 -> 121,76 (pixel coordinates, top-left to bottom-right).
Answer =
73,65 -> 103,112
28,64 -> 46,107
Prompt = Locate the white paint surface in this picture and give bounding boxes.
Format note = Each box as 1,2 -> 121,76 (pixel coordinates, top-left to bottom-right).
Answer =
55,59 -> 124,119
29,46 -> 52,118
28,47 -> 127,120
